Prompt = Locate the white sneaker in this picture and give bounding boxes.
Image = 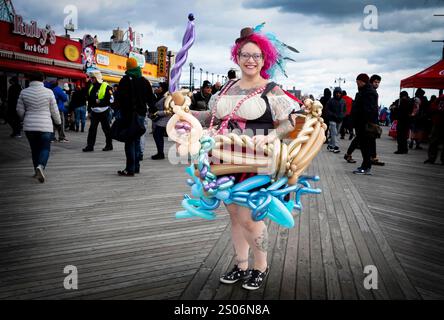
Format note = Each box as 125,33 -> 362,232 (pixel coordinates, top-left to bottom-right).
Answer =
35,165 -> 45,183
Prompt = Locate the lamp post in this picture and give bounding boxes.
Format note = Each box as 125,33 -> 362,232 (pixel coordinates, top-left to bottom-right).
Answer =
189,62 -> 193,91
217,74 -> 220,82
199,68 -> 203,87
334,77 -> 346,88
192,65 -> 195,91
206,71 -> 209,81
212,72 -> 214,83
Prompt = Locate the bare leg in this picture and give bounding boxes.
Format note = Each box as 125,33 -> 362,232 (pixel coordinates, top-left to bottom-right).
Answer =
236,205 -> 268,272
226,203 -> 250,271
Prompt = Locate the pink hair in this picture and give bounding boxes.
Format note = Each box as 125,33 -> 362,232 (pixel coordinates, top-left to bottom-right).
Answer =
231,33 -> 278,79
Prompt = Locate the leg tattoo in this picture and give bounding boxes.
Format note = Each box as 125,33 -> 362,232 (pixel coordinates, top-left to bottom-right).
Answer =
254,227 -> 269,253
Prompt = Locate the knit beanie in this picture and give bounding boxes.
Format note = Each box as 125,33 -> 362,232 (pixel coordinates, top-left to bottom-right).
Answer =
356,73 -> 369,83
126,57 -> 139,70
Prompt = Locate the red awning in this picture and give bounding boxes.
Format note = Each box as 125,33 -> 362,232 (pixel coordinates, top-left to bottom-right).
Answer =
400,59 -> 444,90
0,58 -> 86,80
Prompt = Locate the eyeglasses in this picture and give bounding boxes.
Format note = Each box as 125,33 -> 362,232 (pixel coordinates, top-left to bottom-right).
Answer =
238,52 -> 263,62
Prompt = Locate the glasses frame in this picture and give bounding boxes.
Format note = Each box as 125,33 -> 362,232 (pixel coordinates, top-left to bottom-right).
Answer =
238,52 -> 264,62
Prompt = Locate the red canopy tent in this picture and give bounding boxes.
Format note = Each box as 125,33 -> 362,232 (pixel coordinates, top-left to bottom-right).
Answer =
400,59 -> 444,89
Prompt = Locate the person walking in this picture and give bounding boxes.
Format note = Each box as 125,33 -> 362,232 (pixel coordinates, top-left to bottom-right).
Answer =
6,76 -> 22,138
424,94 -> 444,164
326,87 -> 346,153
16,72 -> 61,183
369,74 -> 384,166
70,84 -> 87,132
392,91 -> 413,154
116,57 -> 156,176
339,90 -> 354,140
82,70 -> 114,152
48,79 -> 68,143
149,82 -> 170,160
351,73 -> 378,175
320,88 -> 332,142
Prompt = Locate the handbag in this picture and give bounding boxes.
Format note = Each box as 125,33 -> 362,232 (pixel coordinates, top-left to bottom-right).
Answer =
111,112 -> 146,142
365,122 -> 382,139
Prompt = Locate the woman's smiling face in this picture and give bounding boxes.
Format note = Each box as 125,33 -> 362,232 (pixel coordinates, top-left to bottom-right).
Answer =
238,42 -> 264,78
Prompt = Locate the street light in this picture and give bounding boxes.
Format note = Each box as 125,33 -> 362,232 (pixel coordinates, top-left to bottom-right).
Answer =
206,71 -> 209,81
212,72 -> 214,83
199,68 -> 203,87
189,62 -> 194,91
217,74 -> 220,82
334,77 -> 346,88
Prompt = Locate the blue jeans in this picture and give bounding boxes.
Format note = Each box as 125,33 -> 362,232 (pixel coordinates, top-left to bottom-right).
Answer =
125,136 -> 141,173
25,131 -> 52,169
74,106 -> 86,131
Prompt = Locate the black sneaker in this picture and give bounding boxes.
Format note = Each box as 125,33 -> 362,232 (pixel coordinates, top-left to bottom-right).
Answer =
242,268 -> 269,290
82,147 -> 93,152
353,167 -> 372,175
151,153 -> 165,160
327,145 -> 334,152
333,146 -> 340,153
102,145 -> 113,151
220,265 -> 251,284
424,159 -> 435,164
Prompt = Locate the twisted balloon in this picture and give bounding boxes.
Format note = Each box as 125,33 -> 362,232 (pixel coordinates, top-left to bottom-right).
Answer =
169,14 -> 196,93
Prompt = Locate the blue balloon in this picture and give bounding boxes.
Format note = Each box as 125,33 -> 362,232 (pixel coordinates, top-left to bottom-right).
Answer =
231,175 -> 271,192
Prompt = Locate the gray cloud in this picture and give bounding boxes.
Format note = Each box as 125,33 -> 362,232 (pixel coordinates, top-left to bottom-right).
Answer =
244,0 -> 444,33
243,0 -> 444,17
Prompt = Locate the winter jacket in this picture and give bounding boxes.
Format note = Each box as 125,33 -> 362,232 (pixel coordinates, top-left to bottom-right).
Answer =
326,87 -> 346,123
351,83 -> 378,129
87,82 -> 113,113
118,74 -> 156,119
342,95 -> 353,116
190,92 -> 212,111
70,88 -> 88,109
16,81 -> 61,132
50,84 -> 68,113
7,83 -> 22,115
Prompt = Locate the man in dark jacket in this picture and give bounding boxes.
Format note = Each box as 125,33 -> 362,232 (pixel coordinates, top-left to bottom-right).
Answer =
116,57 -> 156,176
82,70 -> 114,152
70,84 -> 88,132
320,88 -> 332,141
326,87 -> 346,153
7,76 -> 22,137
369,74 -> 385,166
393,91 -> 413,154
351,73 -> 378,175
190,80 -> 212,111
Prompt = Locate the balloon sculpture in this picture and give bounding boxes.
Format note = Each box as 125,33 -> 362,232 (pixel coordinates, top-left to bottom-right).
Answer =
165,15 -> 327,228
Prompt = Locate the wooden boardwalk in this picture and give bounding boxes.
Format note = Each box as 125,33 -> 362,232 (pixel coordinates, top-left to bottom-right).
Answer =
0,121 -> 442,300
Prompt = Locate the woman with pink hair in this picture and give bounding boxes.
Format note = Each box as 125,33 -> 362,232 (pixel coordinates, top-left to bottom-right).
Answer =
212,26 -> 301,290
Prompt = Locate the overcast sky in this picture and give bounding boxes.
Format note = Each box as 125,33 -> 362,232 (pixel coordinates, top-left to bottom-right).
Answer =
12,0 -> 444,106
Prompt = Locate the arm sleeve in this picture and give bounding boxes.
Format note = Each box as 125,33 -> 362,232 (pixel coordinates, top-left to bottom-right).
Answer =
16,93 -> 25,120
267,86 -> 301,121
50,93 -> 62,125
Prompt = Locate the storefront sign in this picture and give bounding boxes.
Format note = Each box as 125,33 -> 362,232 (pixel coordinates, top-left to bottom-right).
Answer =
64,44 -> 80,62
24,42 -> 49,54
96,53 -> 110,66
12,14 -> 56,45
157,46 -> 167,78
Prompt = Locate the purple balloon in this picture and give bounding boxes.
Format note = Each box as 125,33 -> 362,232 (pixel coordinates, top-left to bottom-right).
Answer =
169,14 -> 196,93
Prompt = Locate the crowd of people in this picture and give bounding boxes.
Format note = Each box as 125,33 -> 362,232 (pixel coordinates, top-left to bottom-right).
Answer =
2,30 -> 444,293
317,74 -> 444,173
